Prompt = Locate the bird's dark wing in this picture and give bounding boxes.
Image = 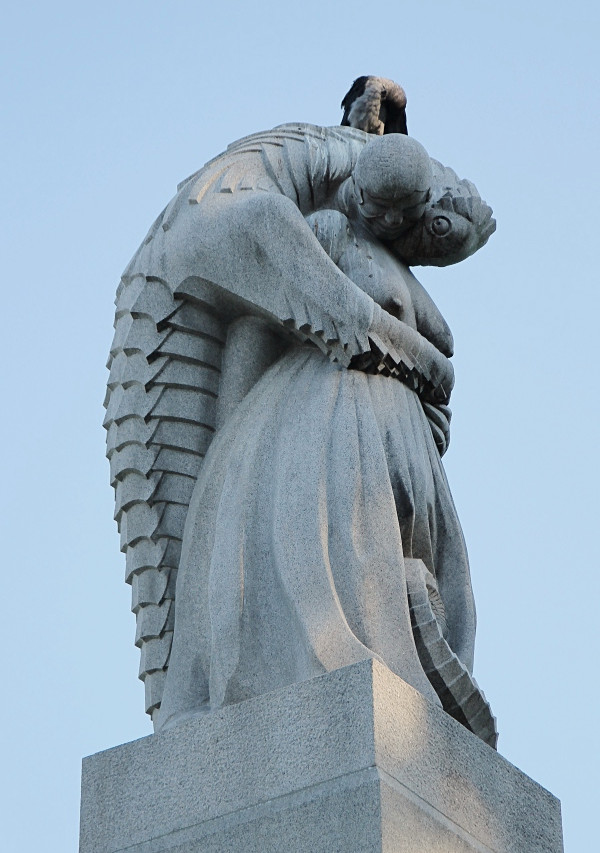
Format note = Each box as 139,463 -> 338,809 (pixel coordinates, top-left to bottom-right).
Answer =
340,76 -> 407,135
341,76 -> 369,125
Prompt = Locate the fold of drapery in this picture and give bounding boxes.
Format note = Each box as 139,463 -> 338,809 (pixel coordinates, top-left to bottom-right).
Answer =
157,346 -> 474,729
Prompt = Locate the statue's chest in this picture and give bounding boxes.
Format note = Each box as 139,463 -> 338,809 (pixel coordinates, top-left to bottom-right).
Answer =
338,232 -> 417,328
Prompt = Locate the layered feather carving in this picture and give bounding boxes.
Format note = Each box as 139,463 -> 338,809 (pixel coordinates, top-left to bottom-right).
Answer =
105,274 -> 226,716
405,558 -> 498,748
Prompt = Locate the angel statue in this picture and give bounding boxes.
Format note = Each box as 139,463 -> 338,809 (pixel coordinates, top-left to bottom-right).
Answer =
105,86 -> 498,746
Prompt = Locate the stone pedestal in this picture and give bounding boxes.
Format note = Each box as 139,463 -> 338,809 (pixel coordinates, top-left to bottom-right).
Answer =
80,660 -> 563,852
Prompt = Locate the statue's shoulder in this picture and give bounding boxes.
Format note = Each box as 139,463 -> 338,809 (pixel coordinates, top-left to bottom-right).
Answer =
220,124 -> 368,170
126,124 -> 371,279
172,124 -> 367,199
226,122 -> 370,149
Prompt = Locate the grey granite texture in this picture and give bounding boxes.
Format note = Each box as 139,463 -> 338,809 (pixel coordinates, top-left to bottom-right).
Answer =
80,660 -> 563,853
105,123 -> 496,731
405,558 -> 497,747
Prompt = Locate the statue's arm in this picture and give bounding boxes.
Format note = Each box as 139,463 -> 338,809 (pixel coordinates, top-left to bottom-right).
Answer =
402,273 -> 454,358
362,302 -> 454,403
158,192 -> 372,364
164,192 -> 453,401
303,206 -> 455,404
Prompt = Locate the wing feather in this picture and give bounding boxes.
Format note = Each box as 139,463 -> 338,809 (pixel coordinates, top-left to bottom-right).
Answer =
105,269 -> 226,717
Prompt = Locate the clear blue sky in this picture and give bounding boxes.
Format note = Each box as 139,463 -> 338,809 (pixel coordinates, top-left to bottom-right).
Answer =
2,2 -> 598,850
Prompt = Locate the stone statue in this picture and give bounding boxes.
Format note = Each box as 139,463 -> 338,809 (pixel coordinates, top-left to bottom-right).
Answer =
105,115 -> 497,745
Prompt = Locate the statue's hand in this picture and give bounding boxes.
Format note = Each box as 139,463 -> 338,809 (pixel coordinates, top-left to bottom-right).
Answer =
351,303 -> 454,403
424,344 -> 455,404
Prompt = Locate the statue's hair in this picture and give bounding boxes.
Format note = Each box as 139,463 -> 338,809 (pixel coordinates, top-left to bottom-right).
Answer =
434,189 -> 493,233
392,161 -> 496,266
430,163 -> 495,239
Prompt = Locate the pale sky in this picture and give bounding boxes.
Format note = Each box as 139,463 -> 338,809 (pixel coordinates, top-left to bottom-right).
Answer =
2,2 -> 598,850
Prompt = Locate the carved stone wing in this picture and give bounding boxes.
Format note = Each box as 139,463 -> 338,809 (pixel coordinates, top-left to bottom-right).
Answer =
104,271 -> 227,717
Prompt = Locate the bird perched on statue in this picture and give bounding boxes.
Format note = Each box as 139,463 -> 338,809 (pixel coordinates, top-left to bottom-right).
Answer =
341,76 -> 408,135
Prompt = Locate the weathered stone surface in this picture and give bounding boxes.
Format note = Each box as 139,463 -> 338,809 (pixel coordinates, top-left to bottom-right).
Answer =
105,120 -> 497,733
80,661 -> 563,853
405,558 -> 497,747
